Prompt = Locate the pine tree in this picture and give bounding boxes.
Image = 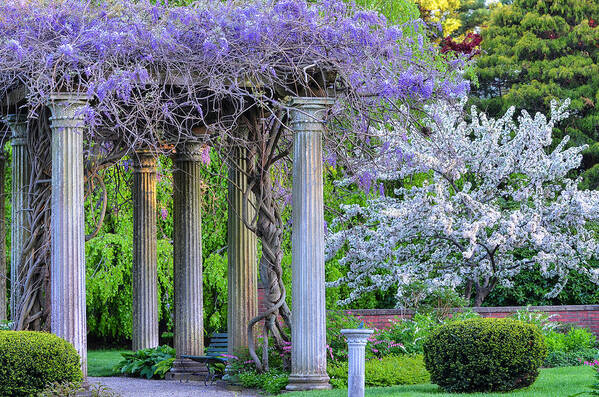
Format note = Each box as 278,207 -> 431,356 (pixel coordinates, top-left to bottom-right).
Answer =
472,0 -> 599,189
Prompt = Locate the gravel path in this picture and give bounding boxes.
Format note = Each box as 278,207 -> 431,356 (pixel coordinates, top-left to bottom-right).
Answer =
89,377 -> 258,397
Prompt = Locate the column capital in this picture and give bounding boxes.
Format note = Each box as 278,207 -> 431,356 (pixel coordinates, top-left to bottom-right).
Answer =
4,114 -> 28,144
341,329 -> 373,346
48,92 -> 90,129
289,97 -> 334,133
132,149 -> 157,172
174,142 -> 203,163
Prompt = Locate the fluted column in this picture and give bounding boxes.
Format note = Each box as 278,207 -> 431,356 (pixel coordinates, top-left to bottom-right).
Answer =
286,97 -> 333,391
48,93 -> 88,377
168,142 -> 207,378
227,146 -> 258,355
132,150 -> 159,351
6,114 -> 29,322
341,329 -> 373,397
0,150 -> 6,322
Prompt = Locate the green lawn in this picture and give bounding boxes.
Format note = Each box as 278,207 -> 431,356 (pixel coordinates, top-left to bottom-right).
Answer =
88,349 -> 131,377
289,366 -> 595,397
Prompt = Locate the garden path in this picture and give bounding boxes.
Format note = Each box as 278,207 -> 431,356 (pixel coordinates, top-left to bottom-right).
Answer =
89,377 -> 258,397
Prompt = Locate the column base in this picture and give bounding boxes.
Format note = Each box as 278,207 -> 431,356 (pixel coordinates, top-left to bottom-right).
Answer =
285,374 -> 332,391
165,358 -> 209,381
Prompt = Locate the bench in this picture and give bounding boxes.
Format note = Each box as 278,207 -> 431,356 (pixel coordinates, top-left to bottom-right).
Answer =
181,332 -> 229,385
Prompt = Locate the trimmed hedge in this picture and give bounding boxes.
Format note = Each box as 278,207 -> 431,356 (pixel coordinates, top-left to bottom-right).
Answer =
423,318 -> 546,392
0,331 -> 82,396
327,354 -> 430,388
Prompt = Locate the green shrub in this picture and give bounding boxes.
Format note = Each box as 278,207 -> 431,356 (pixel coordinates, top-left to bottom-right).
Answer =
238,369 -> 289,394
544,348 -> 599,368
327,354 -> 429,388
545,328 -> 596,353
113,345 -> 175,379
423,318 -> 546,392
374,310 -> 480,355
0,331 -> 82,397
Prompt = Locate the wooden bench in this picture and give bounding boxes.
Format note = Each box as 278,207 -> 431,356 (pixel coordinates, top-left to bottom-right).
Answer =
181,332 -> 229,385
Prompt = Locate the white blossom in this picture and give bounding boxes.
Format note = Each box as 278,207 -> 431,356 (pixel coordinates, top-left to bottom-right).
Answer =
326,99 -> 599,307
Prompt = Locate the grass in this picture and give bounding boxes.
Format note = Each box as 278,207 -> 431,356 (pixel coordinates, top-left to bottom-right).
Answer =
288,366 -> 595,397
88,349 -> 131,377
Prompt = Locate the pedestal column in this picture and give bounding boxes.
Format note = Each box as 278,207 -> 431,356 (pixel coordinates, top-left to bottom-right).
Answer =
6,114 -> 29,322
341,329 -> 373,397
168,143 -> 207,379
286,97 -> 333,391
132,150 -> 159,351
48,93 -> 88,377
227,146 -> 257,355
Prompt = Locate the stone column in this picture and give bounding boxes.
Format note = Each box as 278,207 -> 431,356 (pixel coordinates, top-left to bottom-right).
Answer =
0,150 -> 6,322
227,146 -> 258,356
286,97 -> 333,391
48,93 -> 88,377
168,142 -> 207,379
341,329 -> 373,397
6,114 -> 29,322
132,150 -> 159,351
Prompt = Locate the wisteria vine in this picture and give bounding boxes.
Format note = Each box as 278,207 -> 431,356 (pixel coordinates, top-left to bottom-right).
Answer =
0,0 -> 467,366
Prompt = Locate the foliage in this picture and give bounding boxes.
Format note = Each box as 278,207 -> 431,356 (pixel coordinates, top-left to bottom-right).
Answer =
423,318 -> 546,392
415,0 -> 462,37
327,99 -> 599,307
85,152 -> 229,344
238,369 -> 289,395
86,234 -> 174,343
508,307 -> 560,335
584,359 -> 599,396
374,310 -> 480,355
327,354 -> 430,388
284,367 -> 592,397
485,268 -> 599,307
544,328 -> 596,354
38,382 -> 121,397
326,311 -> 362,362
0,331 -> 82,397
113,345 -> 175,379
471,0 -> 599,187
544,348 -> 599,368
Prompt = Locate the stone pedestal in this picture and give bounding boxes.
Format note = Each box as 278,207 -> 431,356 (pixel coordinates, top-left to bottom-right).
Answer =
168,143 -> 207,379
286,97 -> 333,391
132,150 -> 159,351
227,146 -> 257,356
341,329 -> 373,397
48,93 -> 89,377
6,114 -> 29,322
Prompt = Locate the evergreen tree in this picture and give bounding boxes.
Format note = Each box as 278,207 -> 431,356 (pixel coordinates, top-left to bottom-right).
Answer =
472,0 -> 599,189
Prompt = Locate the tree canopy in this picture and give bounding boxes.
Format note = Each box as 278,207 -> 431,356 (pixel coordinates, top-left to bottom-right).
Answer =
471,0 -> 599,189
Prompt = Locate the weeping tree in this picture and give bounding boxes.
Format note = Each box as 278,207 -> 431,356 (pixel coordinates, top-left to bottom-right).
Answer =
0,0 -> 466,369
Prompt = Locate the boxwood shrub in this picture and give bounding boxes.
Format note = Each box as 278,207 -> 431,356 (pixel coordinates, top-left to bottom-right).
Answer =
423,318 -> 546,392
0,331 -> 82,396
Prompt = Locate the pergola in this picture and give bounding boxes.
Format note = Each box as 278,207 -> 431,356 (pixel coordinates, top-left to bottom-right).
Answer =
0,87 -> 333,391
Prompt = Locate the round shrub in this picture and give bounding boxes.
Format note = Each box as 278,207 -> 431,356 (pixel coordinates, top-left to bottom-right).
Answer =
0,331 -> 82,396
423,318 -> 546,392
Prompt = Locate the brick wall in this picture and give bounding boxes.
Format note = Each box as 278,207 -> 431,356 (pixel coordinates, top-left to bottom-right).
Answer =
344,305 -> 599,336
256,287 -> 599,335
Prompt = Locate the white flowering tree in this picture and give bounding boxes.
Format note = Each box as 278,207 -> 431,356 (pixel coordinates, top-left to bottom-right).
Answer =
326,99 -> 599,307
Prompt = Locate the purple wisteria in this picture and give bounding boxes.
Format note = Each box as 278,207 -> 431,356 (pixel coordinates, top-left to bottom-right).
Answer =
0,0 -> 466,153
